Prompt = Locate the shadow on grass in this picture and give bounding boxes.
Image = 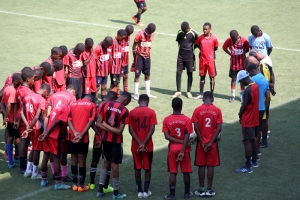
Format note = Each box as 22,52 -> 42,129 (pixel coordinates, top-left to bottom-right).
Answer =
108,19 -> 135,25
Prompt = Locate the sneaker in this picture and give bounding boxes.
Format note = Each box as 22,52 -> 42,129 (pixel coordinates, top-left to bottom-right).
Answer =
134,94 -> 139,101
206,189 -> 216,197
172,92 -> 181,98
147,94 -> 157,98
41,179 -> 48,187
96,191 -> 104,198
193,94 -> 203,100
257,150 -> 262,156
54,183 -> 71,190
62,176 -> 73,182
268,129 -> 271,134
252,161 -> 259,168
235,166 -> 253,173
14,159 -> 20,163
19,168 -> 26,174
143,191 -> 152,198
103,184 -> 113,193
229,96 -> 235,103
184,191 -> 193,199
31,174 -> 42,180
112,193 -> 127,199
72,184 -> 78,191
257,156 -> 260,161
194,189 -> 205,197
78,184 -> 89,192
136,22 -> 144,26
165,194 -> 176,200
260,143 -> 268,148
24,171 -> 32,178
138,192 -> 143,198
132,16 -> 138,23
186,92 -> 193,99
89,183 -> 95,190
8,163 -> 17,169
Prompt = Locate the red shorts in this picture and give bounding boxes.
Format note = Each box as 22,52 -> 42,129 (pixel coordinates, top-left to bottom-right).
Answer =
84,77 -> 97,93
132,152 -> 153,170
29,130 -> 43,151
199,60 -> 216,77
167,150 -> 192,173
54,84 -> 66,93
194,142 -> 220,166
43,137 -> 61,155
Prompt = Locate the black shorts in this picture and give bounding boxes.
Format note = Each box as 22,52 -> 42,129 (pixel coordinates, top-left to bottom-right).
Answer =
92,146 -> 102,160
259,111 -> 265,131
96,76 -> 108,87
177,59 -> 194,73
67,77 -> 82,99
110,74 -> 121,86
242,126 -> 258,140
102,140 -> 123,164
121,65 -> 129,75
7,122 -> 20,138
135,1 -> 147,9
67,141 -> 89,157
229,69 -> 241,79
135,54 -> 151,76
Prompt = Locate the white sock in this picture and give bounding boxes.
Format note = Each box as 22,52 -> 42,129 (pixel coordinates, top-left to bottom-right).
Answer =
32,165 -> 38,176
134,82 -> 139,96
145,80 -> 150,95
26,161 -> 33,173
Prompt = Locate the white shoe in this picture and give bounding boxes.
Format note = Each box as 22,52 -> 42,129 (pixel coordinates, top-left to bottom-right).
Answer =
134,94 -> 139,100
147,94 -> 157,99
24,172 -> 32,178
193,94 -> 203,100
143,191 -> 152,198
172,92 -> 181,98
31,174 -> 42,180
138,192 -> 143,198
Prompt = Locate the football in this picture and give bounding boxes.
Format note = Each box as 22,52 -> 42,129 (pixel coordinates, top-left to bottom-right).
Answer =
189,131 -> 197,142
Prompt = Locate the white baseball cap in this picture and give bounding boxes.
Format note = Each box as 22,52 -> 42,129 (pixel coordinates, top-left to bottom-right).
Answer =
236,70 -> 249,84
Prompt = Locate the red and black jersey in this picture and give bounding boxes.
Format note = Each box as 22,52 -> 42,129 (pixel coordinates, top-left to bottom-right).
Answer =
94,42 -> 112,77
111,39 -> 123,74
121,36 -> 130,67
242,83 -> 259,127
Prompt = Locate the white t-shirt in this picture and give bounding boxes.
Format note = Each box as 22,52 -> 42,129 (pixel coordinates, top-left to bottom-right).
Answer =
261,56 -> 273,68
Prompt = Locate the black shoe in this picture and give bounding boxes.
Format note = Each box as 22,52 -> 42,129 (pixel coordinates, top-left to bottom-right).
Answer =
52,174 -> 55,180
165,194 -> 176,200
62,176 -> 73,182
260,143 -> 268,148
184,192 -> 193,199
228,96 -> 235,103
19,168 -> 25,174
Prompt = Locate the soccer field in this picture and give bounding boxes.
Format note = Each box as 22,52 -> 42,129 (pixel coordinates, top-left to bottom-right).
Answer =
0,0 -> 300,199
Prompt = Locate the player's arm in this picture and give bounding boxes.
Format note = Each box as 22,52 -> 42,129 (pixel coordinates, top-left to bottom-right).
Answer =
265,90 -> 271,110
129,125 -> 143,145
102,122 -> 126,135
91,123 -> 102,137
77,119 -> 94,138
142,124 -> 155,145
27,108 -> 42,130
267,47 -> 273,56
83,48 -> 94,66
68,119 -> 79,135
95,114 -> 109,131
0,102 -> 7,126
164,132 -> 184,144
222,39 -> 231,56
206,124 -> 222,151
20,105 -> 29,128
177,130 -> 189,161
132,42 -> 138,57
193,122 -> 203,144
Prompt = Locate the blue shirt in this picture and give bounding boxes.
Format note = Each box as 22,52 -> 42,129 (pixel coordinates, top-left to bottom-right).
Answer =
251,73 -> 269,111
248,32 -> 273,56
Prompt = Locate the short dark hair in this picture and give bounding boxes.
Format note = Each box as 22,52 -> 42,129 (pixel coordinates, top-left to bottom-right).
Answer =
251,25 -> 259,33
203,91 -> 213,99
84,94 -> 96,103
230,30 -> 239,39
12,73 -> 22,82
75,43 -> 85,53
66,84 -> 77,91
120,91 -> 131,100
48,66 -> 55,76
85,38 -> 94,47
21,66 -> 32,74
21,68 -> 34,82
147,23 -> 156,33
181,21 -> 189,31
203,22 -> 211,28
104,36 -> 113,46
40,62 -> 52,75
59,45 -> 68,57
125,25 -> 134,34
53,60 -> 63,71
106,91 -> 118,101
117,29 -> 127,37
40,84 -> 51,93
246,63 -> 258,72
172,97 -> 182,110
139,94 -> 149,102
33,69 -> 43,79
51,47 -> 62,55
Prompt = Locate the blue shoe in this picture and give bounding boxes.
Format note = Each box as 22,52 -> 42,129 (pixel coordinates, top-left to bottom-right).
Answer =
41,179 -> 48,187
112,193 -> 127,199
8,163 -> 17,169
14,159 -> 20,163
235,166 -> 253,173
96,191 -> 104,198
54,183 -> 71,190
252,161 -> 259,168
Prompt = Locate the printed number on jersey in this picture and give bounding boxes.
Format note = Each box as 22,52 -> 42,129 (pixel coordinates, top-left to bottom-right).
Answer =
135,117 -> 147,131
205,118 -> 211,127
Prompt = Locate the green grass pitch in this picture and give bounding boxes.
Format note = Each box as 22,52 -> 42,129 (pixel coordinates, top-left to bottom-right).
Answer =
0,0 -> 300,199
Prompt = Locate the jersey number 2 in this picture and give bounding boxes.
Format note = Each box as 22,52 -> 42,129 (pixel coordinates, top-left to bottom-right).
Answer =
205,118 -> 211,127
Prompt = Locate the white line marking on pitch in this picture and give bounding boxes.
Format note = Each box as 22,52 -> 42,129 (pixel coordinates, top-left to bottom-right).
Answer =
0,10 -> 300,52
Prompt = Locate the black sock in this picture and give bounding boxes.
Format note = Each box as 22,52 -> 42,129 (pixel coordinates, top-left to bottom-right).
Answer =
252,151 -> 257,162
262,135 -> 268,144
90,164 -> 97,184
187,72 -> 193,92
135,13 -> 141,22
136,180 -> 143,192
144,181 -> 150,193
113,189 -> 119,196
184,183 -> 190,194
91,92 -> 96,97
14,143 -> 19,159
176,73 -> 182,92
207,187 -> 212,191
20,157 -> 27,170
71,165 -> 78,185
104,170 -> 111,189
79,167 -> 86,186
170,185 -> 175,196
246,156 -> 251,168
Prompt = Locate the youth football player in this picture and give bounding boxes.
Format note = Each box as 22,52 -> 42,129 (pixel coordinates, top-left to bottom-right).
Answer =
129,94 -> 157,198
21,84 -> 50,179
65,43 -> 85,99
248,25 -> 273,56
39,104 -> 71,190
121,25 -> 134,93
194,22 -> 219,100
32,62 -> 52,92
94,36 -> 113,101
132,23 -> 157,100
222,30 -> 250,102
132,0 -> 147,26
192,91 -> 222,197
45,47 -> 63,92
162,98 -> 194,200
95,92 -> 131,199
173,21 -> 198,99
235,70 -> 259,173
68,94 -> 96,192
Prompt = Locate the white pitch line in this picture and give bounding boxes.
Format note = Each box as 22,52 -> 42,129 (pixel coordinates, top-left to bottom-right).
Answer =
0,10 -> 300,52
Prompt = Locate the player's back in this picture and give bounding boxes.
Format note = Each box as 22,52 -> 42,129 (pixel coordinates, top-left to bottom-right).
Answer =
47,104 -> 69,139
16,85 -> 33,104
1,85 -> 17,123
50,91 -> 76,109
23,93 -> 45,130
